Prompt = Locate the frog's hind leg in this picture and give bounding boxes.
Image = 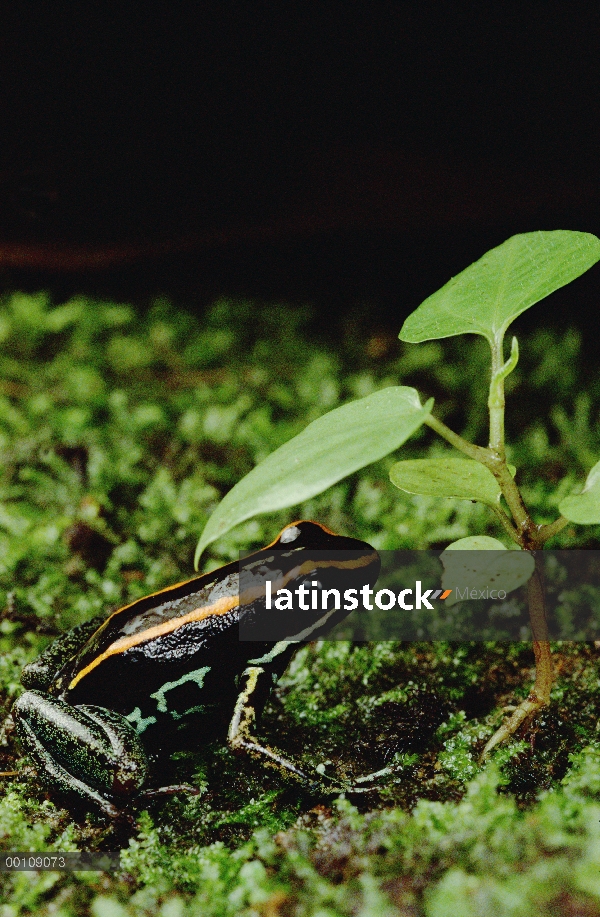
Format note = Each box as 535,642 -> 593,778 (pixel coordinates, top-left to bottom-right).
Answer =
13,691 -> 149,817
228,666 -> 321,791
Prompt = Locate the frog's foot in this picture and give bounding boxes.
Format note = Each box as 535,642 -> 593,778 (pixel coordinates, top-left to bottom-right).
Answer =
305,772 -> 386,797
229,733 -> 327,794
230,729 -> 393,796
480,691 -> 547,761
327,770 -> 396,796
137,783 -> 200,801
351,765 -> 400,785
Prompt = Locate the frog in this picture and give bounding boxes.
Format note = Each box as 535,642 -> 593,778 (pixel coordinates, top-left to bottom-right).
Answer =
11,521 -> 381,818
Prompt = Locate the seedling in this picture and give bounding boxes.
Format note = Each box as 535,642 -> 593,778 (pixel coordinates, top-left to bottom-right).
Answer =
196,230 -> 600,755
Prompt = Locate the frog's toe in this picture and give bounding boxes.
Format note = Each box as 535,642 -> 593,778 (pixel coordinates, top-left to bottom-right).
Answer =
352,765 -> 398,784
326,764 -> 403,795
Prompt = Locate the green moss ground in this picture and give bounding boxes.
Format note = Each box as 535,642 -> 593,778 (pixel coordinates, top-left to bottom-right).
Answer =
1,294 -> 600,915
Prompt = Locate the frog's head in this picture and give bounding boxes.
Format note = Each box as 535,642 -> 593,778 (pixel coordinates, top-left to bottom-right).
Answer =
239,520 -> 381,642
269,520 -> 375,552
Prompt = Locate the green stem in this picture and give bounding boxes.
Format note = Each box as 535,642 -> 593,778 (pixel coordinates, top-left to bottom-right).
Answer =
488,336 -> 505,457
422,337 -> 560,754
485,457 -> 537,547
537,515 -> 570,545
488,335 -> 518,460
424,414 -> 489,462
489,505 -> 520,543
425,411 -> 534,547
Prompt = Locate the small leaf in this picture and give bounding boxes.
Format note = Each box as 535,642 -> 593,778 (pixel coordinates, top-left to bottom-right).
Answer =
400,231 -> 600,347
195,387 -> 433,564
559,459 -> 600,524
389,458 -> 504,508
441,537 -> 535,606
445,536 -> 508,551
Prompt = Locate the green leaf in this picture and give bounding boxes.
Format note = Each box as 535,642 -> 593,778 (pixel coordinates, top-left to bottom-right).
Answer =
559,459 -> 600,524
195,387 -> 433,564
445,536 -> 508,551
399,231 -> 600,347
389,458 -> 505,508
440,537 -> 535,606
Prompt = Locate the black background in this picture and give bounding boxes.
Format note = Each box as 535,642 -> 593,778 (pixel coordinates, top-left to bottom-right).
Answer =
1,4 -> 599,327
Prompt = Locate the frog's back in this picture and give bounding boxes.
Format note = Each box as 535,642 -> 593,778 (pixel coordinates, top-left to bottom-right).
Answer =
41,521 -> 379,745
55,568 -> 298,744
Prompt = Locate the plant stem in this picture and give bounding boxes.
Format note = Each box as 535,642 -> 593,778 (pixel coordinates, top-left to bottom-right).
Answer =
424,332 -> 564,754
425,412 -> 534,548
488,335 -> 506,458
485,457 -> 537,547
488,335 -> 519,460
525,554 -> 552,693
537,515 -> 570,544
489,505 -> 520,543
424,414 -> 489,462
481,554 -> 552,758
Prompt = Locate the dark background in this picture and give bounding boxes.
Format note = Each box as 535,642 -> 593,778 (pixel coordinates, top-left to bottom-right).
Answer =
1,4 -> 599,329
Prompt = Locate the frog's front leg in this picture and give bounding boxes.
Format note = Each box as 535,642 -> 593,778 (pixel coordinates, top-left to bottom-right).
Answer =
228,666 -> 323,790
228,666 -> 381,795
13,691 -> 149,818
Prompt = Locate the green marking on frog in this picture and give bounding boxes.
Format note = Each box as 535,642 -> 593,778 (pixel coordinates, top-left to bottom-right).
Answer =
149,666 -> 212,716
248,641 -> 291,665
125,706 -> 158,734
169,704 -> 206,720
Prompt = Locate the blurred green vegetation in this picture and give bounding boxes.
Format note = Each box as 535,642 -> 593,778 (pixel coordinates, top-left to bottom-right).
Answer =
2,293 -> 600,915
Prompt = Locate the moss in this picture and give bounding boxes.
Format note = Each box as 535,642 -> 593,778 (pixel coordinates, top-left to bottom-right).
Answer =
2,293 -> 600,914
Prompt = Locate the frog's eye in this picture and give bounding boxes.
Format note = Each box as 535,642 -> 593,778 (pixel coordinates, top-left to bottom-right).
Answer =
279,525 -> 301,544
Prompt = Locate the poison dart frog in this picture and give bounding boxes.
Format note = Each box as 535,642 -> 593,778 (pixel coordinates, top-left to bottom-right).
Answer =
12,521 -> 381,817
